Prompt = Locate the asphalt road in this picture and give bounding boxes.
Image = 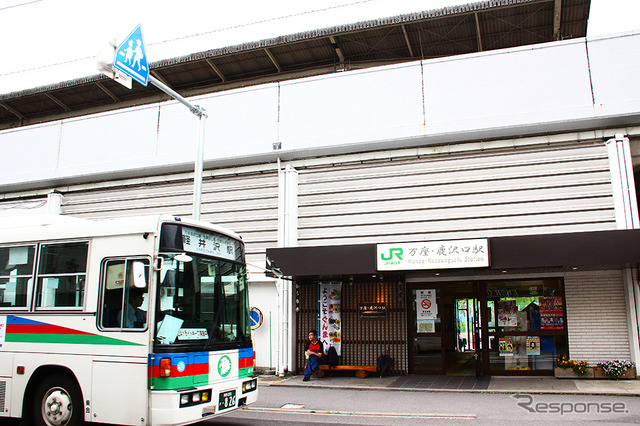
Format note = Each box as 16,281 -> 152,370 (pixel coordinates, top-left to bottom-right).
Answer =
204,385 -> 640,425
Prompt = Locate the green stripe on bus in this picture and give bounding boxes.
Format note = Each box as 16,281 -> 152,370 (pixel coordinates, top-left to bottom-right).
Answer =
239,367 -> 254,378
153,375 -> 202,390
6,333 -> 142,346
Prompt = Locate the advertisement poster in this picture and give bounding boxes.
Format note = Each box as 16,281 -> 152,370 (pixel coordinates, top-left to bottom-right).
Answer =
497,300 -> 517,327
539,296 -> 564,329
526,336 -> 540,356
416,319 -> 435,333
499,337 -> 514,356
319,282 -> 342,355
416,289 -> 437,319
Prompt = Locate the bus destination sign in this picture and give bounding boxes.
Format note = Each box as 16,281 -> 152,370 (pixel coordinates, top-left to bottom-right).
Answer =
182,226 -> 236,261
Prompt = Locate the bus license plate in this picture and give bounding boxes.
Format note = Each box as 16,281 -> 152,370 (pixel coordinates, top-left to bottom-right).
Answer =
218,390 -> 236,411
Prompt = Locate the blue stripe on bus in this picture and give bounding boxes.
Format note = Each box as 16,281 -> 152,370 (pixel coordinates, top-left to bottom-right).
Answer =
239,347 -> 253,359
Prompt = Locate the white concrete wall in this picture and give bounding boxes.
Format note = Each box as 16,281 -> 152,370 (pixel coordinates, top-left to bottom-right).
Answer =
1,33 -> 640,191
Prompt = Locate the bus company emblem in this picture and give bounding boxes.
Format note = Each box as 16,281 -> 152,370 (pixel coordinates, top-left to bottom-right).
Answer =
176,361 -> 186,373
218,355 -> 232,377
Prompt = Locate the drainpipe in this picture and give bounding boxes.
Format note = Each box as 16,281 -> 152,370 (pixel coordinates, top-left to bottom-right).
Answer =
276,159 -> 285,377
606,135 -> 640,372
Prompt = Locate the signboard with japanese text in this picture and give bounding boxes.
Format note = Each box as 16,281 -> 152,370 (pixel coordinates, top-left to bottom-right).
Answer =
182,226 -> 236,261
377,239 -> 489,271
416,289 -> 437,319
319,282 -> 341,355
358,303 -> 387,318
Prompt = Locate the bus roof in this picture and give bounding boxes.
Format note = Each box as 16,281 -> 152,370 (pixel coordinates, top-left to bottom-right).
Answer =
0,214 -> 242,244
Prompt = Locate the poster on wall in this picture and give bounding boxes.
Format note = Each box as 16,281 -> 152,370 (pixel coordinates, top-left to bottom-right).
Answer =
319,282 -> 342,356
416,319 -> 436,333
499,336 -> 514,356
539,296 -> 564,329
497,300 -> 517,327
416,289 -> 437,319
526,336 -> 541,356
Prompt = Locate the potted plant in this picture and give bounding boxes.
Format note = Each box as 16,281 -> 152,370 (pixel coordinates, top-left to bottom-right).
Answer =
595,360 -> 637,379
555,356 -> 593,378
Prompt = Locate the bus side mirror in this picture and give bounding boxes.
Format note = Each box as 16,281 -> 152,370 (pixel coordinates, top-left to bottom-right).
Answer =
133,261 -> 147,288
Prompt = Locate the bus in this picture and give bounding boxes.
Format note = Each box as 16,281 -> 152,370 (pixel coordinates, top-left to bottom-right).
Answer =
0,214 -> 257,426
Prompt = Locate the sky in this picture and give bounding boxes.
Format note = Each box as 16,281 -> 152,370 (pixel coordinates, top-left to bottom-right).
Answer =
0,0 -> 638,94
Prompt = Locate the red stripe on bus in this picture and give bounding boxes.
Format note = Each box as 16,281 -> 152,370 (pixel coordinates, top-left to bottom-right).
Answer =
8,324 -> 90,335
150,363 -> 209,379
238,357 -> 253,369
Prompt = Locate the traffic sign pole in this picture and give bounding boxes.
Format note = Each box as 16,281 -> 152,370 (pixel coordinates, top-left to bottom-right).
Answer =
147,75 -> 207,221
101,24 -> 208,221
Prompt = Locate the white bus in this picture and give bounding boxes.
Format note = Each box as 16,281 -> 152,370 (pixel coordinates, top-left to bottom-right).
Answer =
0,214 -> 257,426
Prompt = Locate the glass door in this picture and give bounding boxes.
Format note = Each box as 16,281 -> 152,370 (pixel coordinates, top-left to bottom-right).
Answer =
408,286 -> 444,374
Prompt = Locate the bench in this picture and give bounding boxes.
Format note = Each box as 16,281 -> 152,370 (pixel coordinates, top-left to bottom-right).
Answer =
316,364 -> 377,379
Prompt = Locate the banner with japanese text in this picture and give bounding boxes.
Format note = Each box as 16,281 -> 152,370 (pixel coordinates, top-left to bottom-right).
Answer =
319,282 -> 342,356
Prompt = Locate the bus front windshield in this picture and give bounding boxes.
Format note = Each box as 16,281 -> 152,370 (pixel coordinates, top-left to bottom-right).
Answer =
155,252 -> 251,350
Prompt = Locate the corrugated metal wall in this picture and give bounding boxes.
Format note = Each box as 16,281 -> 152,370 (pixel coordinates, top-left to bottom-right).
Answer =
296,276 -> 407,374
296,143 -> 616,246
60,171 -> 279,272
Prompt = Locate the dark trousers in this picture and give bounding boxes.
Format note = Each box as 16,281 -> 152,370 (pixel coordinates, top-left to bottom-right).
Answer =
304,355 -> 320,377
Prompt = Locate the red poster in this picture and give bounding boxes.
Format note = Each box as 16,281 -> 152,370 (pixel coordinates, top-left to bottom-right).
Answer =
539,296 -> 564,329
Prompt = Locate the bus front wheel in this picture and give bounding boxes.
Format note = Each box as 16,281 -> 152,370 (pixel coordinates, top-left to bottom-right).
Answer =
32,374 -> 82,426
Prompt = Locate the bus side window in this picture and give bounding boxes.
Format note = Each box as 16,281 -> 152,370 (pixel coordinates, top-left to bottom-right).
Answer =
100,258 -> 149,329
36,242 -> 88,309
0,245 -> 35,309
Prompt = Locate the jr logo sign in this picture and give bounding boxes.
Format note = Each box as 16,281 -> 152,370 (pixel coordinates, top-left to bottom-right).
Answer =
380,248 -> 403,261
377,239 -> 490,271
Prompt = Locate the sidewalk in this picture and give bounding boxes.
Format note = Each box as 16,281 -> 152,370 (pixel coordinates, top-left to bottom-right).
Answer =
259,374 -> 640,396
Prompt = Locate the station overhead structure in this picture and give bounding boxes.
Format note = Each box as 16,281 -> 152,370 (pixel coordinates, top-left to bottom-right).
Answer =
0,0 -> 590,130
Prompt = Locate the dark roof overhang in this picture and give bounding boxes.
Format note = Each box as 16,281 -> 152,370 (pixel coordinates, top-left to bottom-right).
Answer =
265,229 -> 640,277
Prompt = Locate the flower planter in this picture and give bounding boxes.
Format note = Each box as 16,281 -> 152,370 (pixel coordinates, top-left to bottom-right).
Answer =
594,366 -> 637,380
554,366 -> 594,379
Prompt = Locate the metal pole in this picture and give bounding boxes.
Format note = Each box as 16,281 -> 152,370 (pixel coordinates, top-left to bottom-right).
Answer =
193,112 -> 206,220
148,75 -> 207,220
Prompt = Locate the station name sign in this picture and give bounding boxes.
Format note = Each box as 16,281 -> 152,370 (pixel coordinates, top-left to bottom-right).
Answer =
377,239 -> 489,271
358,303 -> 387,318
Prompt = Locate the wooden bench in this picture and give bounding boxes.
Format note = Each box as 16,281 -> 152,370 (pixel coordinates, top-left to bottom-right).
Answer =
316,364 -> 377,379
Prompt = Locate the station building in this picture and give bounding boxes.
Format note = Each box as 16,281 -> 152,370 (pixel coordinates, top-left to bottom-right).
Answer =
1,0 -> 639,376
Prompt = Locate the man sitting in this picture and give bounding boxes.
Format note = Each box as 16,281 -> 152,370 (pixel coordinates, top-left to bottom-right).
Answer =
303,330 -> 324,381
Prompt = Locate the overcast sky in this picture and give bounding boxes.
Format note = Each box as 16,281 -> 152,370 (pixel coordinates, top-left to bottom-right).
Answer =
0,0 -> 638,94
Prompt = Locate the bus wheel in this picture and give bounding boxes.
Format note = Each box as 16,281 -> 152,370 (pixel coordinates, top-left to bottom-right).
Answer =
32,374 -> 82,426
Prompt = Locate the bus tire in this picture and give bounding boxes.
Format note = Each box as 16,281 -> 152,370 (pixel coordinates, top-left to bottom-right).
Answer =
32,373 -> 83,426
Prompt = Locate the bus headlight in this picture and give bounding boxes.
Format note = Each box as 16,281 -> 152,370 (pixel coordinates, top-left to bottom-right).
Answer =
180,389 -> 212,408
242,379 -> 257,393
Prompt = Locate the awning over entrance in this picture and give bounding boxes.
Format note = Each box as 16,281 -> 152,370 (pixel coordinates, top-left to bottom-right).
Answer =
266,229 -> 640,277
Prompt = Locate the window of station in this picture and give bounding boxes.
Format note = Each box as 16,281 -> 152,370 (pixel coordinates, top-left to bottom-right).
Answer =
486,279 -> 567,373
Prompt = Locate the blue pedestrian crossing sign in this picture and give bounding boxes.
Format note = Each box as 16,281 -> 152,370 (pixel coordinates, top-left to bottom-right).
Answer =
114,25 -> 149,87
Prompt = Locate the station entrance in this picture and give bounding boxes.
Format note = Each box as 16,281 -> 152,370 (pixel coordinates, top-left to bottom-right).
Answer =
408,279 -> 567,376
